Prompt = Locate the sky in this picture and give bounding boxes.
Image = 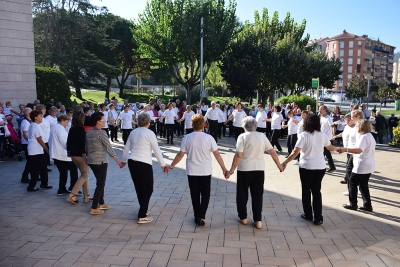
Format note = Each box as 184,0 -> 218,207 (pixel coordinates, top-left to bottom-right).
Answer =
92,0 -> 400,51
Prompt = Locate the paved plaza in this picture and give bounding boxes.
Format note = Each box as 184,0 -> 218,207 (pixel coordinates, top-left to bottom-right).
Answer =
0,134 -> 399,267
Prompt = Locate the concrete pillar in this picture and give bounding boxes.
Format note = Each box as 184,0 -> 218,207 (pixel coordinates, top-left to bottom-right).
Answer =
0,0 -> 37,108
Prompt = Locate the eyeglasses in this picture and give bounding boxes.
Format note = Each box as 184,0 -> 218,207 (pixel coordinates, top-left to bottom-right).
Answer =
69,111 -> 74,114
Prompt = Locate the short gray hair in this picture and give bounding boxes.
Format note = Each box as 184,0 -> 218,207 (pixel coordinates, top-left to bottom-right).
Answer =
376,110 -> 381,116
137,112 -> 150,127
241,116 -> 257,132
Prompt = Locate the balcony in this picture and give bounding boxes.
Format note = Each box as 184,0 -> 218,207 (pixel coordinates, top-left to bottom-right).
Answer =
388,66 -> 393,71
365,45 -> 374,50
373,72 -> 384,77
364,54 -> 372,60
364,70 -> 372,76
364,62 -> 372,68
388,59 -> 394,63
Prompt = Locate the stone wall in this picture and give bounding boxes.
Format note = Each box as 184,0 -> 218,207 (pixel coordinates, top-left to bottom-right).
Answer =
0,0 -> 36,108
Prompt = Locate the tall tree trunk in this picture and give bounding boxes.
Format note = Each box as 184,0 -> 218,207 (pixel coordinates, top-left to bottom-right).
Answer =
186,84 -> 192,105
73,80 -> 82,99
119,83 -> 124,98
137,77 -> 141,94
161,84 -> 165,95
105,76 -> 111,101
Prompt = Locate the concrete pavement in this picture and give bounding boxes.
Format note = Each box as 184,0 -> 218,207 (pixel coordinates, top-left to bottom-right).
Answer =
0,133 -> 399,266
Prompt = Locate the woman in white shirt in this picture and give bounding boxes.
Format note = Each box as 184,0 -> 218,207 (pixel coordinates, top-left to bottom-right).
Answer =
200,100 -> 208,116
226,117 -> 284,229
20,108 -> 32,183
266,106 -> 284,152
49,115 -> 78,195
168,114 -> 228,226
226,102 -> 247,141
339,119 -> 375,212
121,113 -> 168,224
178,105 -> 195,134
163,103 -> 177,144
219,105 -> 227,137
26,110 -> 52,192
107,103 -> 119,142
158,104 -> 166,138
117,105 -> 136,145
282,110 -> 300,157
255,103 -> 268,134
282,114 -> 338,225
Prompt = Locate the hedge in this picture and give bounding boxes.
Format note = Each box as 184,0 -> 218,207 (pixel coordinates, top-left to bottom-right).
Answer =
275,94 -> 317,112
36,66 -> 71,107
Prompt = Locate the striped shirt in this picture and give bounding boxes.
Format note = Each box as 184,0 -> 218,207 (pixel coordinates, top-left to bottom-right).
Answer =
86,128 -> 116,164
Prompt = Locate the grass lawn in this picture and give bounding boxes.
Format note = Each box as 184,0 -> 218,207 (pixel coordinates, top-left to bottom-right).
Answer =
70,90 -> 244,106
378,109 -> 400,117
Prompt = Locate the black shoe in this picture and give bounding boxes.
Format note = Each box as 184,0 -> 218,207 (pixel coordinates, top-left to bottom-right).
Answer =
115,140 -> 120,142
37,178 -> 41,181
21,179 -> 30,184
342,204 -> 357,210
358,206 -> 373,212
47,168 -> 52,172
197,219 -> 205,226
313,220 -> 323,225
194,217 -> 200,224
300,214 -> 312,221
47,163 -> 52,166
27,187 -> 39,192
77,191 -> 82,195
327,167 -> 336,173
167,141 -> 169,144
40,185 -> 53,189
171,142 -> 174,145
57,189 -> 71,196
340,180 -> 347,184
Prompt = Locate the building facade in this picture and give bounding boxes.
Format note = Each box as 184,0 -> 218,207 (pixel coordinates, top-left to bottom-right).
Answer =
0,0 -> 37,108
324,30 -> 395,91
393,58 -> 400,84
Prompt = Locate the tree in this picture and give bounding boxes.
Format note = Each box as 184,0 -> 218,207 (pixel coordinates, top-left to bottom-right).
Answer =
32,0 -> 116,99
345,75 -> 366,100
134,0 -> 239,104
373,80 -> 392,110
35,66 -> 71,106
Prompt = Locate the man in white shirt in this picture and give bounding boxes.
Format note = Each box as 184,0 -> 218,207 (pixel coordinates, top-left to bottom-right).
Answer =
48,115 -> 78,195
37,105 -> 52,168
99,104 -> 109,137
204,101 -> 219,143
45,106 -> 58,129
319,105 -> 336,172
361,103 -> 370,119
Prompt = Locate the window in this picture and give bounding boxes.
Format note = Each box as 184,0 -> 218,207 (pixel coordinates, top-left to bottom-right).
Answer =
340,41 -> 344,48
349,41 -> 354,48
358,41 -> 362,48
348,58 -> 353,64
340,50 -> 344,57
358,49 -> 361,56
333,51 -> 336,58
327,43 -> 329,49
349,50 -> 353,56
348,66 -> 353,73
327,52 -> 330,58
357,58 -> 361,64
348,74 -> 352,80
319,45 -> 322,50
333,43 -> 336,49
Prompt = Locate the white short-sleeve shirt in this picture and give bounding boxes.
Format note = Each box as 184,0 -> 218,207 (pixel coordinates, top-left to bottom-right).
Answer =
40,118 -> 50,143
118,112 -> 133,129
101,111 -> 109,129
164,109 -> 176,124
232,110 -> 247,127
352,133 -> 376,174
180,132 -> 218,176
236,131 -> 273,171
183,111 -> 195,129
20,119 -> 30,145
288,116 -> 300,135
320,115 -> 334,139
45,115 -> 57,129
28,122 -> 45,155
295,131 -> 331,169
271,112 -> 283,130
255,111 -> 267,128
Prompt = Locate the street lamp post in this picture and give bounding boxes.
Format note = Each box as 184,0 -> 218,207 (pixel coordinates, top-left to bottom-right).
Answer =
199,0 -> 204,101
366,78 -> 370,108
339,78 -> 343,109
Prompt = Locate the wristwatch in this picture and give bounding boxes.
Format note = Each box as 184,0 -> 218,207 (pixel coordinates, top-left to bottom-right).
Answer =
229,171 -> 234,175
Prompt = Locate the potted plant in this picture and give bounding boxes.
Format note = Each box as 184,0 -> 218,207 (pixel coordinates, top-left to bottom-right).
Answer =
389,124 -> 400,147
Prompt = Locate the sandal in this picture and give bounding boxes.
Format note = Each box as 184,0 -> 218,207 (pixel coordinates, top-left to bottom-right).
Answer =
67,194 -> 79,204
84,195 -> 93,203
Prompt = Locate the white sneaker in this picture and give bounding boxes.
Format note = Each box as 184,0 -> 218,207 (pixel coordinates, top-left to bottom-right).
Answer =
358,191 -> 361,195
343,191 -> 349,196
138,217 -> 153,224
293,161 -> 299,165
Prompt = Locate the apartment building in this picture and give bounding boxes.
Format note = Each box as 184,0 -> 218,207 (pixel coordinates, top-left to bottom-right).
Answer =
393,58 -> 400,84
322,30 -> 395,91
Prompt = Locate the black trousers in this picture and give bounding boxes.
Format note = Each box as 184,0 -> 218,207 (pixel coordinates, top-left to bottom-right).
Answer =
180,121 -> 185,135
228,121 -> 233,136
299,168 -> 325,222
166,124 -> 174,142
175,121 -> 182,135
158,121 -> 165,137
256,127 -> 266,133
122,129 -> 133,145
349,172 -> 372,208
149,122 -> 156,136
88,163 -> 107,209
218,122 -> 226,138
54,159 -> 78,191
270,129 -> 282,151
21,144 -> 31,181
208,119 -> 218,143
266,123 -> 272,138
345,154 -> 353,184
128,160 -> 153,218
286,134 -> 298,155
109,125 -> 118,141
102,128 -> 109,137
28,154 -> 48,189
188,175 -> 211,219
236,170 -> 264,221
44,143 -> 50,164
377,129 -> 384,144
234,126 -> 244,141
186,128 -> 194,135
324,147 -> 335,169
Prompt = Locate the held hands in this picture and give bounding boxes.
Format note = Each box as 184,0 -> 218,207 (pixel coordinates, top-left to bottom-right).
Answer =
277,163 -> 285,172
120,162 -> 126,168
224,170 -> 231,179
162,165 -> 173,173
337,147 -> 345,154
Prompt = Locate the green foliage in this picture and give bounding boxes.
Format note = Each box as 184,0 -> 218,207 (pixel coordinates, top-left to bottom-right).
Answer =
345,75 -> 366,100
373,80 -> 392,110
134,0 -> 239,104
36,66 -> 71,106
275,94 -> 316,111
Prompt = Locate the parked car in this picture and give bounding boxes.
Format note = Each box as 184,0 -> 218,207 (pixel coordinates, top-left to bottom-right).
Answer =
322,97 -> 335,102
